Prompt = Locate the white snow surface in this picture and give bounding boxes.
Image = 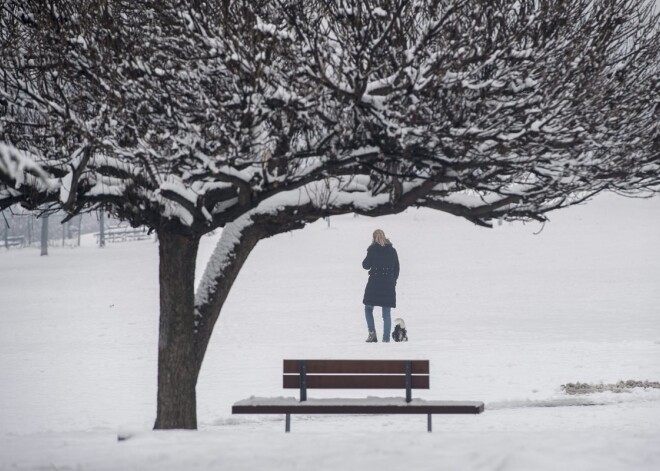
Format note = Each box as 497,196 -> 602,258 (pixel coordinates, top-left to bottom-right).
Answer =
0,192 -> 659,470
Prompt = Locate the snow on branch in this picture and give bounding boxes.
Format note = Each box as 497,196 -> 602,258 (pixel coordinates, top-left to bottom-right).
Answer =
1,0 -> 658,230
0,143 -> 53,192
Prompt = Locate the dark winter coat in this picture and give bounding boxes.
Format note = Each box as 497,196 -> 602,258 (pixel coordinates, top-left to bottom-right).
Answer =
362,243 -> 399,308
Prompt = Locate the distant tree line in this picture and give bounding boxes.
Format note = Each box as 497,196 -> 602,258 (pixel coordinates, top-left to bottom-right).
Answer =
1,208 -> 121,251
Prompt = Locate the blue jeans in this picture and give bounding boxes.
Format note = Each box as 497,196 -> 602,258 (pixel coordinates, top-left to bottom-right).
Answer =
364,305 -> 391,342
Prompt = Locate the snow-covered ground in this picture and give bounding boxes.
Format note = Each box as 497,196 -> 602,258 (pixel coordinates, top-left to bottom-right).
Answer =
1,193 -> 659,470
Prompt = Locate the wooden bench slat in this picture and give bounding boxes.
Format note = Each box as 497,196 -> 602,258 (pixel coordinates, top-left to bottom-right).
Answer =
233,405 -> 483,414
283,359 -> 429,374
233,400 -> 484,415
283,374 -> 430,389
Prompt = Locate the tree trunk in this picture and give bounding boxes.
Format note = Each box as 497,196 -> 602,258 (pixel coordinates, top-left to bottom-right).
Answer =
40,216 -> 49,256
154,214 -> 310,429
192,220 -> 264,373
154,229 -> 201,430
98,211 -> 105,247
28,216 -> 33,246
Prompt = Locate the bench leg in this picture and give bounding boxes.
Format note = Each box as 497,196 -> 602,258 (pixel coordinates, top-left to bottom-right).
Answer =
427,414 -> 432,433
285,413 -> 291,433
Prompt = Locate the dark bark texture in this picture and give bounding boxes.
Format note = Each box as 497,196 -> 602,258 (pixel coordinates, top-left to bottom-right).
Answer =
154,230 -> 201,430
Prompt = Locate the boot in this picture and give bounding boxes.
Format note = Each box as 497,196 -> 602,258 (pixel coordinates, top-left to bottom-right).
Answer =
365,331 -> 377,343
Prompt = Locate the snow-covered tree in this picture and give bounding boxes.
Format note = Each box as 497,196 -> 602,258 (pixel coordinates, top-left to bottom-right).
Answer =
1,0 -> 658,429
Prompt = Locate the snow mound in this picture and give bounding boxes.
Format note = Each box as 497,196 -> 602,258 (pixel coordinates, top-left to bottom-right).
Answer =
562,380 -> 660,395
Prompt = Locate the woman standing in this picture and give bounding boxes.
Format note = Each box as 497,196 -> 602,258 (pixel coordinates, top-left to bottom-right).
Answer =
362,229 -> 399,343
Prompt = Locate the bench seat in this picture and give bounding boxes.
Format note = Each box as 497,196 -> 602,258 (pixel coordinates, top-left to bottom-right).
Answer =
233,396 -> 485,415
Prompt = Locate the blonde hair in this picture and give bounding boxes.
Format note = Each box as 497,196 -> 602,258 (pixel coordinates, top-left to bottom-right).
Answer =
372,229 -> 390,246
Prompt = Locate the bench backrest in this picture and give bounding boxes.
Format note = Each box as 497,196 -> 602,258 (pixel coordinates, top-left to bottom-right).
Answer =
283,359 -> 429,402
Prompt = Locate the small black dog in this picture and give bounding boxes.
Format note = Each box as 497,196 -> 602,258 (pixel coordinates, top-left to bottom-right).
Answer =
392,318 -> 408,342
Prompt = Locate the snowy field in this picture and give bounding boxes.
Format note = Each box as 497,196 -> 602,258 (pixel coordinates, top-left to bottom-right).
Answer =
1,192 -> 659,471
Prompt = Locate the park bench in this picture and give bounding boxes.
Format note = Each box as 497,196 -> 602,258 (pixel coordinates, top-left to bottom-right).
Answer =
3,235 -> 24,248
232,359 -> 484,432
95,225 -> 150,244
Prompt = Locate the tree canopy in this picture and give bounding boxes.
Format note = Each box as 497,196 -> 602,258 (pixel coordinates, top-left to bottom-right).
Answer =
2,0 -> 658,229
